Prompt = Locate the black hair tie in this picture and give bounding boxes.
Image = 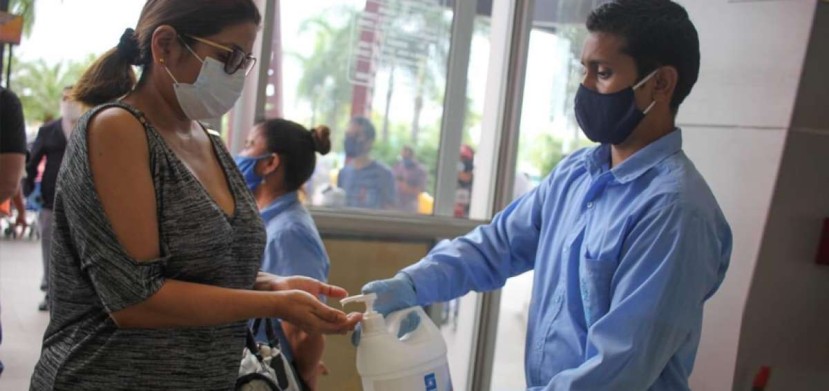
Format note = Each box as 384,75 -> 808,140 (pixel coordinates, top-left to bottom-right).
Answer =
117,28 -> 141,65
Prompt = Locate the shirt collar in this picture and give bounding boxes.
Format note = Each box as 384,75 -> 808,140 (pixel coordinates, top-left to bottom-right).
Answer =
260,191 -> 300,221
584,128 -> 683,184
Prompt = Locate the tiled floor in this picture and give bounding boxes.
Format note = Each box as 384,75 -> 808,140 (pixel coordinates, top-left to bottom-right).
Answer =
0,239 -> 50,390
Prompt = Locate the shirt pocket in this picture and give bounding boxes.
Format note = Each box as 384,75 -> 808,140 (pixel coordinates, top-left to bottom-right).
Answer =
579,256 -> 617,328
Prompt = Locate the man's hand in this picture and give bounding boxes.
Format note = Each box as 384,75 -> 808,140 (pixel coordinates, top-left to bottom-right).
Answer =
352,273 -> 420,345
362,273 -> 418,315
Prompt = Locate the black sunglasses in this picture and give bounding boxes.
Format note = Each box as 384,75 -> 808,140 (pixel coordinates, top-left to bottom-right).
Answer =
185,35 -> 257,76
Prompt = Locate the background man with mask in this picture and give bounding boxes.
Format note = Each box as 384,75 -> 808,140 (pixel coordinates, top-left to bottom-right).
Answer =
355,1 -> 732,389
338,116 -> 396,210
454,144 -> 475,218
392,145 -> 427,213
0,85 -> 28,377
23,86 -> 84,311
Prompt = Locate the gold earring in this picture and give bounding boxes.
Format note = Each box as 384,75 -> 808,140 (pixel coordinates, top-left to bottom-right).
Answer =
159,58 -> 165,64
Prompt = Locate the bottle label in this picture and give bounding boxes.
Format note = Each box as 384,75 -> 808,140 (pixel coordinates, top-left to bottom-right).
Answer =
368,366 -> 452,391
425,373 -> 438,391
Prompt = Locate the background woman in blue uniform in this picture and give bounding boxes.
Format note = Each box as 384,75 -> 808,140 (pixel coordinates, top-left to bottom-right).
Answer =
236,118 -> 332,390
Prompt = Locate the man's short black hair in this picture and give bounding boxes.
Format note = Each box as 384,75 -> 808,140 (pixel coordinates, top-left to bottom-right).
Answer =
351,116 -> 376,141
587,0 -> 700,112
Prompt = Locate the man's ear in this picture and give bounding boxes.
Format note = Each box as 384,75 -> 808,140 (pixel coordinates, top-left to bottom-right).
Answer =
653,66 -> 678,105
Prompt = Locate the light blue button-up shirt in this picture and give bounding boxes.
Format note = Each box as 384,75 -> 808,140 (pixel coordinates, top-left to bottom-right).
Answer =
403,130 -> 732,390
259,192 -> 329,281
255,192 -> 330,359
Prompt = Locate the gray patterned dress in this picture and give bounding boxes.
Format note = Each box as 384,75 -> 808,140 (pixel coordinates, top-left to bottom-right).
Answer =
30,102 -> 266,390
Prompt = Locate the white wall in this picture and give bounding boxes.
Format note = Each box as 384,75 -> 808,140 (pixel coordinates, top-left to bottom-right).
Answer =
682,126 -> 786,390
734,129 -> 829,390
733,2 -> 829,389
674,1 -> 818,390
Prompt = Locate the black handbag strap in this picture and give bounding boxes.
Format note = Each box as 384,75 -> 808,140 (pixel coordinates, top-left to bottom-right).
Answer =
251,318 -> 281,347
245,328 -> 264,362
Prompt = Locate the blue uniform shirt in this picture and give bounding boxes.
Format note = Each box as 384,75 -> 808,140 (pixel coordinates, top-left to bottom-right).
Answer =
255,192 -> 330,357
402,130 -> 732,390
259,192 -> 329,281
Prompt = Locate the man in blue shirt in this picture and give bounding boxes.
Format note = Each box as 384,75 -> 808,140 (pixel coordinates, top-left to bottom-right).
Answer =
359,1 -> 732,389
338,116 -> 396,210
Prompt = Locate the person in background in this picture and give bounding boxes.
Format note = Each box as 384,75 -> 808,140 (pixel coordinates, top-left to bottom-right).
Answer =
0,85 -> 28,378
0,86 -> 27,203
23,86 -> 83,311
29,1 -> 359,390
338,116 -> 396,210
392,145 -> 427,213
357,1 -> 732,389
0,189 -> 28,233
235,119 -> 333,390
453,144 -> 474,218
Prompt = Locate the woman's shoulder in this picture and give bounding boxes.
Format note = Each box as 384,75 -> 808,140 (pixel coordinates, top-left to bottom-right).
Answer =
81,103 -> 150,151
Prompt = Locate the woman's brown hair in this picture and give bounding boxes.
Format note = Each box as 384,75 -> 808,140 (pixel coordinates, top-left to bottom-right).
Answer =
73,0 -> 261,106
259,119 -> 331,193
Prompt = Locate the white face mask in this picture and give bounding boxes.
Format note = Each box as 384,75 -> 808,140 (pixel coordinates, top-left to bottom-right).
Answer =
163,44 -> 246,122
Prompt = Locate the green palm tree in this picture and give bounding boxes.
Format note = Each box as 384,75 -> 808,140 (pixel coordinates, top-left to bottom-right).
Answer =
10,55 -> 92,123
290,8 -> 359,151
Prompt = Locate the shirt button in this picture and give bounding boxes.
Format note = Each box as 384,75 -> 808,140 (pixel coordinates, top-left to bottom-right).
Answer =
586,202 -> 594,209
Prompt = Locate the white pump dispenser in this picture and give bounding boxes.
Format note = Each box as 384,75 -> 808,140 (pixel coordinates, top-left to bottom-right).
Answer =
340,293 -> 387,337
341,294 -> 452,391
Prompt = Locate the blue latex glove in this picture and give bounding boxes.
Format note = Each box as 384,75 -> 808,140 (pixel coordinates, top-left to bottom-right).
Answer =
351,273 -> 421,346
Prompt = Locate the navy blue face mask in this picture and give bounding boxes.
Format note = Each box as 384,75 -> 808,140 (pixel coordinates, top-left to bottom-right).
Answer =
574,69 -> 658,145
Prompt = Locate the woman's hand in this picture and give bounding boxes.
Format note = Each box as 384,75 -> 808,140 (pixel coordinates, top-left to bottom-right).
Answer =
255,272 -> 349,301
274,290 -> 361,335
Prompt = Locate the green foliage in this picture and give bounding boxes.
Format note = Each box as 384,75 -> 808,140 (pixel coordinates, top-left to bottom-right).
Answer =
290,3 -> 492,196
288,6 -> 358,151
516,24 -> 590,180
9,54 -> 94,124
527,133 -> 565,178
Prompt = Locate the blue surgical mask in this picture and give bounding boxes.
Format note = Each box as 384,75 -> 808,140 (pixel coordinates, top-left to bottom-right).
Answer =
574,69 -> 658,145
234,155 -> 271,191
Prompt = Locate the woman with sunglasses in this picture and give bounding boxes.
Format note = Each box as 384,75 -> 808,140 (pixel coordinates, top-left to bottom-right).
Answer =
29,1 -> 360,390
